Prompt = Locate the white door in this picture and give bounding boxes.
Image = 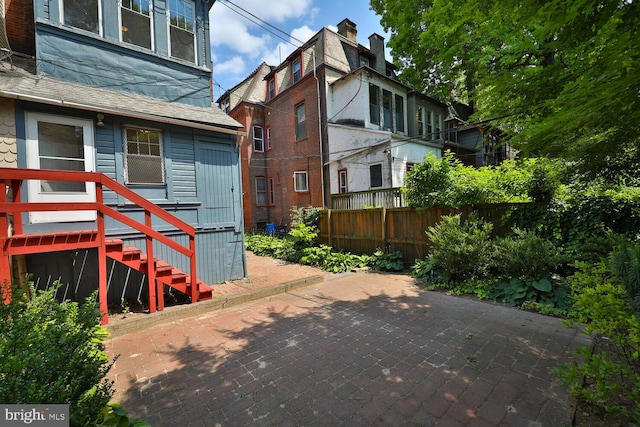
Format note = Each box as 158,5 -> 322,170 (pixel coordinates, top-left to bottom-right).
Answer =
25,113 -> 96,223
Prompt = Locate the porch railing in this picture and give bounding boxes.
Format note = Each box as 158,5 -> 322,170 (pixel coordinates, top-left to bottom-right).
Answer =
331,188 -> 407,210
0,168 -> 197,324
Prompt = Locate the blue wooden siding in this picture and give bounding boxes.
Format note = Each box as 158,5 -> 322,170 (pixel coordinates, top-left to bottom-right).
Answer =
34,25 -> 212,108
197,144 -> 238,227
171,133 -> 198,203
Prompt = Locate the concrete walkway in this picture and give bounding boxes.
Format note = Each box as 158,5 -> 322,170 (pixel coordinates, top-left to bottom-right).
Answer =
105,253 -> 590,426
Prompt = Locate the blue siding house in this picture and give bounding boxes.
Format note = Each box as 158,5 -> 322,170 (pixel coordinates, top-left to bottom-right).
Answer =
0,0 -> 245,322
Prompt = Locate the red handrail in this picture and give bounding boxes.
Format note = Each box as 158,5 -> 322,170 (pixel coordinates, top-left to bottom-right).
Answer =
0,168 -> 198,324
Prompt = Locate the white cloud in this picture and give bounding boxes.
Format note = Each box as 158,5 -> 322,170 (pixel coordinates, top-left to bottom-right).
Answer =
262,25 -> 317,66
212,55 -> 246,79
209,0 -> 316,87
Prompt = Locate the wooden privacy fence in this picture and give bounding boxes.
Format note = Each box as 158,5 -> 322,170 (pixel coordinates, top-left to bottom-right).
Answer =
317,204 -> 526,264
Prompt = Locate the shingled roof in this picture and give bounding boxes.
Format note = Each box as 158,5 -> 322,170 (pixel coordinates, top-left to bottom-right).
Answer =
0,64 -> 242,135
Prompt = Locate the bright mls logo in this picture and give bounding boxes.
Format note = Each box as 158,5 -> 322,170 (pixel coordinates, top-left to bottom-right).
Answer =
1,405 -> 68,426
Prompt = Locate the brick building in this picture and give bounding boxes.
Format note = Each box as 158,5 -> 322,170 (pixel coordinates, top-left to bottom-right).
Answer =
220,18 -> 508,224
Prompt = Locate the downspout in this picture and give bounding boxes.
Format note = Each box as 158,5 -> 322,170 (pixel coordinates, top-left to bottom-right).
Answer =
312,51 -> 326,207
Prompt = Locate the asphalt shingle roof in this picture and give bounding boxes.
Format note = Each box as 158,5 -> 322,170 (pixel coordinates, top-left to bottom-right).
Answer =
0,64 -> 241,132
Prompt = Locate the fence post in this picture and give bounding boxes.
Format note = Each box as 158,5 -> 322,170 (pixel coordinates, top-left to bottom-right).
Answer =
381,207 -> 387,250
327,209 -> 332,247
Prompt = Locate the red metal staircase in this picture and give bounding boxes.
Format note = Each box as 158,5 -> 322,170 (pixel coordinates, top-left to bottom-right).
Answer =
105,239 -> 213,303
0,168 -> 212,324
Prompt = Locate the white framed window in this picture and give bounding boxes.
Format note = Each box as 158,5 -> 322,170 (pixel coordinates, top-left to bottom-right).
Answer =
417,107 -> 424,136
338,169 -> 348,193
169,0 -> 196,63
121,0 -> 153,50
256,176 -> 267,205
62,0 -> 101,34
369,163 -> 383,188
25,113 -> 96,223
382,89 -> 392,130
293,171 -> 308,192
253,126 -> 264,152
369,84 -> 380,125
124,127 -> 165,185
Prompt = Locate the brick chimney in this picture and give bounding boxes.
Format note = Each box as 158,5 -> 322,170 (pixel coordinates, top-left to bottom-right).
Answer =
337,18 -> 357,43
368,33 -> 386,75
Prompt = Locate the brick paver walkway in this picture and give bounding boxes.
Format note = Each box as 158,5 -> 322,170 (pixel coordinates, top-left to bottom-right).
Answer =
106,255 -> 589,426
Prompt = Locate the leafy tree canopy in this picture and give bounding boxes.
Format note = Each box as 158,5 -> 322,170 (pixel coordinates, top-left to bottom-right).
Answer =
371,0 -> 640,182
403,151 -> 561,208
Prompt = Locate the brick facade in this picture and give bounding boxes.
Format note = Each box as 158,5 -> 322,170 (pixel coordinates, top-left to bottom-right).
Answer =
263,72 -> 324,228
5,0 -> 35,56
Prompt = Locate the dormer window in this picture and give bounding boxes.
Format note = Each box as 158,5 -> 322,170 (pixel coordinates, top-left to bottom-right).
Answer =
121,0 -> 152,50
268,78 -> 276,100
360,56 -> 370,68
169,0 -> 196,63
292,58 -> 302,83
63,0 -> 100,34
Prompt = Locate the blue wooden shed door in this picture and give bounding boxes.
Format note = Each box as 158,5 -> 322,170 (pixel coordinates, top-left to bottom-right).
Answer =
196,142 -> 239,229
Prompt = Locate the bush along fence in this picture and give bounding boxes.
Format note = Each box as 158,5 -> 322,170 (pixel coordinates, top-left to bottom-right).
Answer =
317,204 -> 525,264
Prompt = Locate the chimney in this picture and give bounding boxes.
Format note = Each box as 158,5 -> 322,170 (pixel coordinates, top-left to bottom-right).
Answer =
368,33 -> 386,75
337,18 -> 357,43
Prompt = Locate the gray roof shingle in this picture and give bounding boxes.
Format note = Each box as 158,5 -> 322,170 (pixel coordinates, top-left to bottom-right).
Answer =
0,64 -> 242,133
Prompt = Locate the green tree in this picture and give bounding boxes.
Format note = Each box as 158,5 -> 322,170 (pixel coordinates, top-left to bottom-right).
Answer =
371,0 -> 640,182
403,151 -> 552,207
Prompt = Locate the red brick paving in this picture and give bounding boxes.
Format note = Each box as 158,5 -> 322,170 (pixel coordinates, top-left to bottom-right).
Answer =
105,252 -> 590,426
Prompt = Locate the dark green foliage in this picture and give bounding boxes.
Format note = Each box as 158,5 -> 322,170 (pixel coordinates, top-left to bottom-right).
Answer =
0,285 -> 115,427
609,240 -> 640,318
370,249 -> 405,272
410,258 -> 438,281
491,277 -> 571,311
491,228 -> 565,280
506,186 -> 640,256
371,0 -> 640,181
425,214 -> 494,282
403,153 -> 560,208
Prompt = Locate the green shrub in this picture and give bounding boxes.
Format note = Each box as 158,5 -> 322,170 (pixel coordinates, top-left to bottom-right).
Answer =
491,277 -> 571,311
491,228 -> 565,280
370,249 -> 405,272
426,213 -> 494,282
288,223 -> 318,249
290,206 -> 322,228
558,256 -> 640,421
322,251 -> 369,273
300,244 -> 334,267
0,285 -> 115,427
